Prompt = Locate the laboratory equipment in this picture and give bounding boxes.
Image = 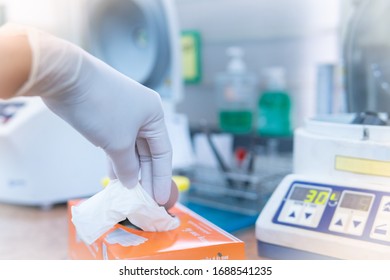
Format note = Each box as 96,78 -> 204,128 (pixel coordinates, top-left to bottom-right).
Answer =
216,47 -> 257,134
0,0 -> 193,206
256,115 -> 390,259
256,0 -> 390,259
186,162 -> 290,217
0,97 -> 107,208
257,67 -> 291,137
179,118 -> 292,231
85,0 -> 182,108
184,129 -> 292,216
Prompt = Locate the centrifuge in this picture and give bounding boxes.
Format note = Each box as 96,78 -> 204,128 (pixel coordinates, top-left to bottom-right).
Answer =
256,0 -> 390,259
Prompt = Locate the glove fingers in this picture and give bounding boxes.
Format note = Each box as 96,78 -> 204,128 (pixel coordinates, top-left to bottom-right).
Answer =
145,119 -> 173,205
136,138 -> 153,198
106,143 -> 140,189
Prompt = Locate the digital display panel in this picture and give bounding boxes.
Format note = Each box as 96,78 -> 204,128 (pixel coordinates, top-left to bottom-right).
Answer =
340,192 -> 373,212
289,186 -> 331,205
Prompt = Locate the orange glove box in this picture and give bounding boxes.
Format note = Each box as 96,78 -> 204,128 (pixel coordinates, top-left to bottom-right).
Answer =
68,200 -> 245,260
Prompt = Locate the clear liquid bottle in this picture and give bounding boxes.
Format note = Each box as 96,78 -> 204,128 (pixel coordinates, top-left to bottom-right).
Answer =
216,47 -> 257,134
257,67 -> 291,137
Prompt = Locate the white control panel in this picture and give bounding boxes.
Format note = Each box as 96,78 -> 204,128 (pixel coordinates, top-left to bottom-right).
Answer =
256,174 -> 390,259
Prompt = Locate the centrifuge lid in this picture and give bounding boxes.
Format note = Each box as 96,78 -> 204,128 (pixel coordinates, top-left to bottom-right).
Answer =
87,0 -> 170,89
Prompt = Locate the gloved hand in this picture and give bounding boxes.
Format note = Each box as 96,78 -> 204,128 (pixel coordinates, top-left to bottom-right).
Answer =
3,23 -> 177,207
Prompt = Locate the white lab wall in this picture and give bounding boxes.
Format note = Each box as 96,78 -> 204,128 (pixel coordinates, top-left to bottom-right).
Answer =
174,0 -> 342,129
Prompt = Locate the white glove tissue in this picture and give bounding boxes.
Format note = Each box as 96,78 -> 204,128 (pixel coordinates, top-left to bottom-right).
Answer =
71,180 -> 180,245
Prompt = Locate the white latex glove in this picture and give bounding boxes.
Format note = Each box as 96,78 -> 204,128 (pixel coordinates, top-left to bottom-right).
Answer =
5,23 -> 174,205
